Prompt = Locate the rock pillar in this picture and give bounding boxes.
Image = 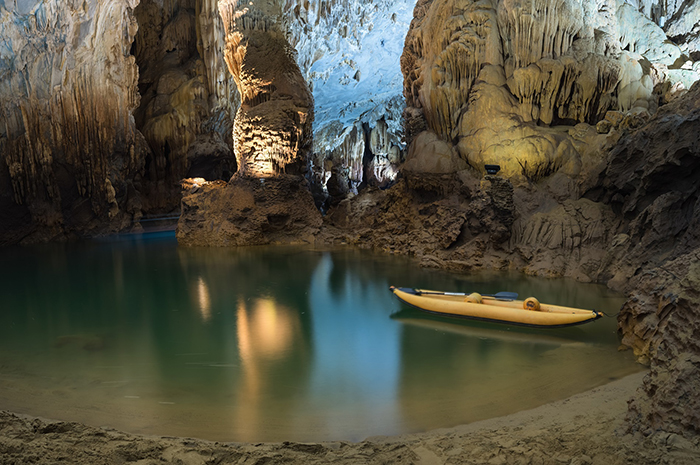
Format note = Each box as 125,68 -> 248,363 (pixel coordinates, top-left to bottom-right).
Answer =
218,0 -> 314,177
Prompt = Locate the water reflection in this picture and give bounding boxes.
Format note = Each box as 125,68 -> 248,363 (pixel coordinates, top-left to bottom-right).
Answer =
195,277 -> 212,321
390,310 -> 586,347
235,297 -> 302,440
303,253 -> 402,440
0,241 -> 641,442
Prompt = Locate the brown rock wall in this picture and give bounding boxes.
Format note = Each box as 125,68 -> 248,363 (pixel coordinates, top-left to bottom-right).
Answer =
176,174 -> 322,246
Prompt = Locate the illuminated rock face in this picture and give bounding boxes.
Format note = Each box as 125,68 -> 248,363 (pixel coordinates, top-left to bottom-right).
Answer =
218,0 -> 314,178
400,0 -> 698,180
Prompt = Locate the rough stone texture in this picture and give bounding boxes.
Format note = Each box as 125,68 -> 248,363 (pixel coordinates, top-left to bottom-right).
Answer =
132,0 -> 238,211
218,0 -> 314,177
509,197 -> 621,280
176,175 -> 322,246
591,82 -> 700,286
399,0 -> 697,181
0,0 -> 238,243
324,171 -> 516,272
0,0 -> 144,244
588,82 -> 700,436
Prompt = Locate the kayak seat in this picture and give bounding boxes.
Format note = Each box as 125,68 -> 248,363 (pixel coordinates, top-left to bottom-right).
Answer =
524,297 -> 541,311
464,292 -> 483,304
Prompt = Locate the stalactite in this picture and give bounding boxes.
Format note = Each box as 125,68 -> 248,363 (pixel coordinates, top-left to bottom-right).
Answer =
497,0 -> 584,70
401,0 -> 500,141
0,0 -> 142,236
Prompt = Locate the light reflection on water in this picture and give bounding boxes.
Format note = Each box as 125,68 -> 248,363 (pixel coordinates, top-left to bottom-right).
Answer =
0,237 -> 642,442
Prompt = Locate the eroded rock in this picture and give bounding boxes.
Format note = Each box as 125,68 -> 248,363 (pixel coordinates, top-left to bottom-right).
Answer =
218,0 -> 313,177
177,175 -> 322,246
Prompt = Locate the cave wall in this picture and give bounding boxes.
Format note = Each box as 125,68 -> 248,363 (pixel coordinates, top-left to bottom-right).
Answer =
132,0 -> 239,212
400,0 -> 698,180
595,83 -> 700,436
280,0 -> 413,207
0,0 -> 144,243
0,0 -> 239,242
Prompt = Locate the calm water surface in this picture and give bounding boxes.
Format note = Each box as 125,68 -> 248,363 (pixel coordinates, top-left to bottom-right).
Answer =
0,235 -> 641,442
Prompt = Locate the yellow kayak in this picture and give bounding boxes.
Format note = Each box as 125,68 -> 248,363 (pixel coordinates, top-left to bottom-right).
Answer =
390,287 -> 602,328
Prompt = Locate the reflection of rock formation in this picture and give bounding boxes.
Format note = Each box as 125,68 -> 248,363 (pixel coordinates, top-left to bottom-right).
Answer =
235,297 -> 301,441
218,0 -> 314,177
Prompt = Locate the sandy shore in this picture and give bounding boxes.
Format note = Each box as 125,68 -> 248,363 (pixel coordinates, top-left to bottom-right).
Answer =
2,371 -> 700,464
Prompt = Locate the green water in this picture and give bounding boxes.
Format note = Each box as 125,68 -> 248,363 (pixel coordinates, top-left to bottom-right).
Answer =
0,236 -> 641,442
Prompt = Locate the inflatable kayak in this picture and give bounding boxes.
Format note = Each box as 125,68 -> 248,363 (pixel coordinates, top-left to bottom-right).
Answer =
390,287 -> 602,328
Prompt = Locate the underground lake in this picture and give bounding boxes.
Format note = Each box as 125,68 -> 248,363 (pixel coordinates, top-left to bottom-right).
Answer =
0,235 -> 643,442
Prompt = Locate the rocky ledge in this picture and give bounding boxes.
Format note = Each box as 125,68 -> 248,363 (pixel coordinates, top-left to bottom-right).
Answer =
177,174 -> 322,247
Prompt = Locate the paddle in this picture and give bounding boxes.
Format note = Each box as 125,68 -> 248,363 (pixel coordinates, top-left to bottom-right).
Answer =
415,290 -> 519,301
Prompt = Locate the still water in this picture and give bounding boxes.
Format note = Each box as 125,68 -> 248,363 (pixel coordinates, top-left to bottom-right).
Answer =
0,235 -> 641,442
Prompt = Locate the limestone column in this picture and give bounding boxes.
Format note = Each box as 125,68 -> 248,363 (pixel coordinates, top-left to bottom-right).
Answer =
218,0 -> 314,177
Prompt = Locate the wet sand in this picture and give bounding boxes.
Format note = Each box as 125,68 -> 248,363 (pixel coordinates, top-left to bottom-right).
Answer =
2,371 -> 700,464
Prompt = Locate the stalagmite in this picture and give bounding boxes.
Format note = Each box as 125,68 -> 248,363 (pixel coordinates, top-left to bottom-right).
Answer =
218,0 -> 314,177
132,0 -> 238,211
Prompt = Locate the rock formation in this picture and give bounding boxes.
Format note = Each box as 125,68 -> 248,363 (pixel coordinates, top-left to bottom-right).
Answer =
175,1 -> 322,246
177,175 -> 322,246
218,0 -> 313,177
282,0 -> 412,207
0,0 -> 237,244
400,0 -> 697,180
0,0 -> 144,243
132,0 -> 238,211
589,83 -> 700,436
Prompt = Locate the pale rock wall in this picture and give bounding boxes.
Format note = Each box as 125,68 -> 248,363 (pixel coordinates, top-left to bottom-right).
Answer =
0,0 -> 143,242
400,0 -> 697,181
663,0 -> 700,59
617,2 -> 680,64
281,0 -> 412,205
0,0 -> 238,242
626,0 -> 699,50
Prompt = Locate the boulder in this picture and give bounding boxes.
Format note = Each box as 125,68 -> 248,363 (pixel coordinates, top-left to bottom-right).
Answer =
177,174 -> 322,247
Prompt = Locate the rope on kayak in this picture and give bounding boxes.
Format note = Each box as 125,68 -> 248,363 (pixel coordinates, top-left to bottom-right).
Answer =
601,311 -> 620,317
